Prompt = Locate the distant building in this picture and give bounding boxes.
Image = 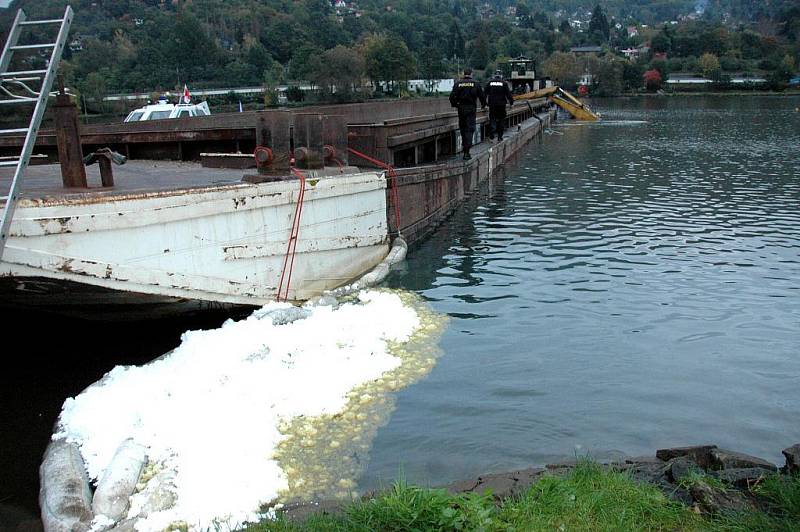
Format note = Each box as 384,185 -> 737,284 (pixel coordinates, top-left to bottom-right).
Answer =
570,46 -> 602,54
730,75 -> 767,85
627,26 -> 639,37
620,47 -> 640,60
666,74 -> 712,86
408,79 -> 455,93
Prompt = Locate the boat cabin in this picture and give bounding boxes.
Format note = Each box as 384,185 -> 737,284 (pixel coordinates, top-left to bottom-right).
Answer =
123,98 -> 211,123
502,57 -> 552,93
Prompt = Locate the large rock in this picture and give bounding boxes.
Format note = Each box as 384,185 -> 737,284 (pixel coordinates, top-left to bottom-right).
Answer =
445,468 -> 547,501
623,461 -> 692,505
709,449 -> 777,472
781,444 -> 800,475
666,456 -> 702,483
714,468 -> 773,489
689,481 -> 756,515
656,445 -> 717,469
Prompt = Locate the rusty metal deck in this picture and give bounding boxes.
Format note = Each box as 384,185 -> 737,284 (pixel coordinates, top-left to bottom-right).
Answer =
0,160 -> 248,201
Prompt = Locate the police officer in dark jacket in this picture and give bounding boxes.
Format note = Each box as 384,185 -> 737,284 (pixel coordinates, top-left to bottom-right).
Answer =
449,68 -> 486,160
485,70 -> 514,141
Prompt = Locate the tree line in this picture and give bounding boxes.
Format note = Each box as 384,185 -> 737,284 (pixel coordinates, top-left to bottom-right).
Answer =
0,0 -> 797,103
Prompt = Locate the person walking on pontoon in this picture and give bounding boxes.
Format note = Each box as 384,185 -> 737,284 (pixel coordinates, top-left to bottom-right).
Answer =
485,70 -> 514,141
449,68 -> 486,160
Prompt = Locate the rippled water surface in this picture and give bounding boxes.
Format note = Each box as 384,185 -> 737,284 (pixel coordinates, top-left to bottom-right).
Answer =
363,95 -> 800,490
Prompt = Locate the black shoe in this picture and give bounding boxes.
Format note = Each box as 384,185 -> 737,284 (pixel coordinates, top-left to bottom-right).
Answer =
497,136 -> 503,141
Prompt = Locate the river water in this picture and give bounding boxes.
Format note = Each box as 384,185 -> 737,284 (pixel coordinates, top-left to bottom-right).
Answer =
363,95 -> 800,490
2,95 -> 799,524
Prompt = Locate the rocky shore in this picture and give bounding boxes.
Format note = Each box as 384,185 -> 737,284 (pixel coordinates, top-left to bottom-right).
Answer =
280,442 -> 800,523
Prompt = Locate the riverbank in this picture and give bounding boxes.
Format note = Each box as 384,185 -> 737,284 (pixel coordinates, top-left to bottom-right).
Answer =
614,89 -> 800,97
247,443 -> 800,531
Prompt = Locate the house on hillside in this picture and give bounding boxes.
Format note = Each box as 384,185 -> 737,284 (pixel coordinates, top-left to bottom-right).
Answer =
620,48 -> 640,60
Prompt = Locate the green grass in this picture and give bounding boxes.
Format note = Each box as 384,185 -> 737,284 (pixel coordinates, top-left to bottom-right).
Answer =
243,461 -> 800,532
497,460 -> 703,531
710,472 -> 800,532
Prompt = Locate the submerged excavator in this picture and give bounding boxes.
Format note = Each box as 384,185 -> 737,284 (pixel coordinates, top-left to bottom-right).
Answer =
503,56 -> 600,121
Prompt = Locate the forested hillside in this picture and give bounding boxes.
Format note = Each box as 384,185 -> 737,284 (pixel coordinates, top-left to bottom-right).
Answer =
0,0 -> 797,99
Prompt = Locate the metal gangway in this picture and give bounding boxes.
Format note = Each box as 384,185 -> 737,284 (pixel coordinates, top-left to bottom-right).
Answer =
0,6 -> 73,261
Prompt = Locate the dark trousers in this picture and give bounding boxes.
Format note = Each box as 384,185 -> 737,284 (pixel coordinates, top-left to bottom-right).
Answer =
457,105 -> 476,153
489,105 -> 507,139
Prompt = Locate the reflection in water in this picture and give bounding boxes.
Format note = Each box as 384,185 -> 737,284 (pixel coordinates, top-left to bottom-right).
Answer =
365,95 -> 800,492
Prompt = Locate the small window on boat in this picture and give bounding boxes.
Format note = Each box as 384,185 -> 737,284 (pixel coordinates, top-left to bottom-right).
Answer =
177,109 -> 191,118
148,111 -> 172,120
125,111 -> 145,122
195,107 -> 209,116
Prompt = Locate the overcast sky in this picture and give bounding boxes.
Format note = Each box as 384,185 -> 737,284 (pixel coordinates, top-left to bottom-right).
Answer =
0,0 -> 12,8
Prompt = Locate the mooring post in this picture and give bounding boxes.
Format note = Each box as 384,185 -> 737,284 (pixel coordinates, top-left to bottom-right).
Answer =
98,156 -> 114,187
54,82 -> 87,188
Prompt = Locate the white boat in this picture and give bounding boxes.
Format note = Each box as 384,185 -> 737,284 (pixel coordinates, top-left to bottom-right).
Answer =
123,98 -> 211,123
0,161 -> 390,319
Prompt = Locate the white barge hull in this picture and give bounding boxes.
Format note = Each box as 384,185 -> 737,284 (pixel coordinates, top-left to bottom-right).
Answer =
0,171 -> 389,314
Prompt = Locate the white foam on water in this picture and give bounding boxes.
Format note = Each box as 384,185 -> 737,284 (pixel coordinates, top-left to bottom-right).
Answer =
54,290 -> 421,531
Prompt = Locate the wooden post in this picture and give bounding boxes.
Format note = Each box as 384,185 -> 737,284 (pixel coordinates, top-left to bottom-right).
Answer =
54,88 -> 87,188
98,156 -> 114,187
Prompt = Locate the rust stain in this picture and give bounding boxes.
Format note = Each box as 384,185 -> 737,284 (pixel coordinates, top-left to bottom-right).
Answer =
57,259 -> 74,273
21,183 -> 254,207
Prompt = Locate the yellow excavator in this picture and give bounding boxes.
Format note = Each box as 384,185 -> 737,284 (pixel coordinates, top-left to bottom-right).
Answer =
503,56 -> 600,121
514,86 -> 600,121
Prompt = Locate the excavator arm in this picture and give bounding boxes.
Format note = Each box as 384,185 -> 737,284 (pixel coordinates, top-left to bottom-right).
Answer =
514,86 -> 600,121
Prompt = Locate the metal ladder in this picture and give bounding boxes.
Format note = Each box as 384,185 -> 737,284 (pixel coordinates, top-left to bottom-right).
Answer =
0,6 -> 73,261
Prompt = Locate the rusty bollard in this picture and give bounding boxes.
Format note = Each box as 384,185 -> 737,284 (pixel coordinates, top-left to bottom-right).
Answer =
83,148 -> 127,187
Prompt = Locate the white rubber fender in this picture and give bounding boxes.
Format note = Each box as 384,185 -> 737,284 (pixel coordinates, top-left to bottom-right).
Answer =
39,438 -> 93,532
92,438 -> 147,523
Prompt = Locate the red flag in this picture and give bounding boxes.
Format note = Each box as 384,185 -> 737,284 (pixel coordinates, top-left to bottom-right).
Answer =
182,84 -> 191,104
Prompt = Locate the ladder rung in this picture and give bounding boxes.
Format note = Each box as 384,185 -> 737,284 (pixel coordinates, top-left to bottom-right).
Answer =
1,70 -> 47,77
0,128 -> 29,134
10,44 -> 57,50
0,98 -> 38,104
19,18 -> 66,26
1,76 -> 43,82
0,160 -> 21,167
